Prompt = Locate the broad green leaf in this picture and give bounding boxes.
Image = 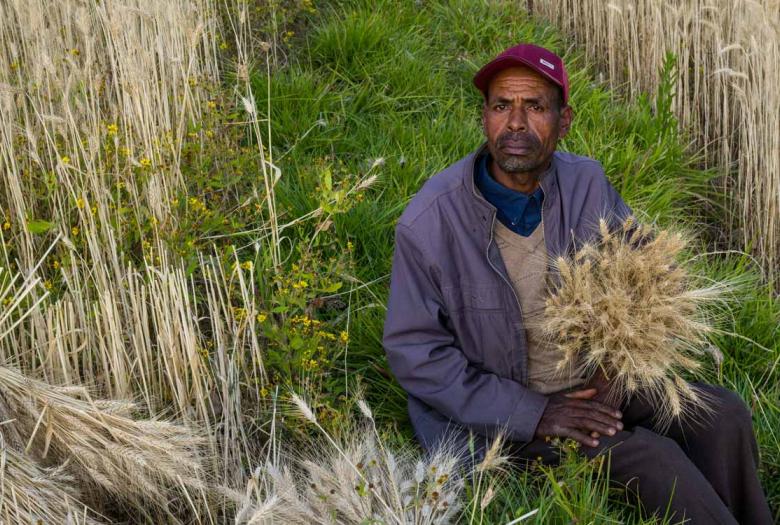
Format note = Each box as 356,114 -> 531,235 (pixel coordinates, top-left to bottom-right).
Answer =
26,219 -> 54,234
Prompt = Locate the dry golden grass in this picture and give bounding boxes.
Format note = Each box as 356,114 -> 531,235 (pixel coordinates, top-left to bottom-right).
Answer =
534,0 -> 780,285
541,218 -> 728,429
0,0 -> 227,424
0,0 -> 262,508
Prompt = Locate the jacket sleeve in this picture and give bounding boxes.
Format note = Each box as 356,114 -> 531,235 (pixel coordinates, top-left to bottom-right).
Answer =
605,180 -> 633,224
382,222 -> 549,443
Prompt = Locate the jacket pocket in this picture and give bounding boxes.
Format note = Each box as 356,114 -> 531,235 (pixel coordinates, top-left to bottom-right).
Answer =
441,284 -> 512,373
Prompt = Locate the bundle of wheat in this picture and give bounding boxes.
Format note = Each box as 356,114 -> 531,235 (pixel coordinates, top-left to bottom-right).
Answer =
0,437 -> 103,525
0,365 -> 208,515
541,217 -> 728,429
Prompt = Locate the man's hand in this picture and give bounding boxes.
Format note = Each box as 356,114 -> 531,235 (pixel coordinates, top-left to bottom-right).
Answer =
584,368 -> 623,411
582,368 -> 625,440
534,388 -> 623,448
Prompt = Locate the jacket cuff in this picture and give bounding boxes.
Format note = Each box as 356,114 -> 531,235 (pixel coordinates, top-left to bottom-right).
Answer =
509,388 -> 549,443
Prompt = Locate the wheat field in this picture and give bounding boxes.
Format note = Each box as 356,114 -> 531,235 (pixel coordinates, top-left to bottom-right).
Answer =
0,0 -> 259,520
534,0 -> 780,286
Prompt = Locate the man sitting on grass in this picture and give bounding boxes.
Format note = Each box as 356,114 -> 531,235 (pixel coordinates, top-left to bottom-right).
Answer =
382,43 -> 773,524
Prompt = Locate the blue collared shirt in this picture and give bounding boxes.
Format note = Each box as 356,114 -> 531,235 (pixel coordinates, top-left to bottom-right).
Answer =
475,154 -> 545,237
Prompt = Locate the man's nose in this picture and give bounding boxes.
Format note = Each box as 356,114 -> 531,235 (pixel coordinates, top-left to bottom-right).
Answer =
507,106 -> 528,132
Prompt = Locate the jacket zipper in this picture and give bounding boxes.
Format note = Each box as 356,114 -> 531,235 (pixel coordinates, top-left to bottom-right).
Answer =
484,211 -> 528,385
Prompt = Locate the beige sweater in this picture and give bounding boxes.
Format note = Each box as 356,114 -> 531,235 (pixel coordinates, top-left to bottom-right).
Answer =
494,219 -> 585,394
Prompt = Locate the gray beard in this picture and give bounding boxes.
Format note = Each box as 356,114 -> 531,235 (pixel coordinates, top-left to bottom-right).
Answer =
496,154 -> 543,174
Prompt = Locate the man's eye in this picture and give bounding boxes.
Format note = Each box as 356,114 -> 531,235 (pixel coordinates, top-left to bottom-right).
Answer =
494,104 -> 508,111
529,104 -> 543,111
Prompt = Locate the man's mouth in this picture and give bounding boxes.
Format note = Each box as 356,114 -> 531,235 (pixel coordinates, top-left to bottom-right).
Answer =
500,141 -> 533,155
501,143 -> 533,155
498,134 -> 538,155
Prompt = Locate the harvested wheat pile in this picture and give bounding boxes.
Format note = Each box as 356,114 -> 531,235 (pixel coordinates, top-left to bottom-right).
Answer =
0,437 -> 104,524
236,395 -> 507,525
0,365 -> 209,516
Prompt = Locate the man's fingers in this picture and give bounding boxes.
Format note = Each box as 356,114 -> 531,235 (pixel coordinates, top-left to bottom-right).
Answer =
573,416 -> 621,437
561,427 -> 600,448
564,388 -> 598,400
564,406 -> 623,432
570,398 -> 623,420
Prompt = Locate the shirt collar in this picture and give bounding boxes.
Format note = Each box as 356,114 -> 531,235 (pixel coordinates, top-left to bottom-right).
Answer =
475,153 -> 546,230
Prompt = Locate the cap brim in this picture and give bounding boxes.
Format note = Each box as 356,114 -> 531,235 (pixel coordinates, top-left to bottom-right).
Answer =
473,55 -> 564,101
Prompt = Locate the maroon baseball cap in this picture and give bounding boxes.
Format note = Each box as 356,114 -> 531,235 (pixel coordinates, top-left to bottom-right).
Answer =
473,43 -> 569,105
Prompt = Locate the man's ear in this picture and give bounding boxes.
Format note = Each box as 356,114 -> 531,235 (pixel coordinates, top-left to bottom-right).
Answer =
558,105 -> 574,138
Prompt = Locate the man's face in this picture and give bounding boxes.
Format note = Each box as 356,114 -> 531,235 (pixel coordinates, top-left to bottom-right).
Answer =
482,66 -> 572,177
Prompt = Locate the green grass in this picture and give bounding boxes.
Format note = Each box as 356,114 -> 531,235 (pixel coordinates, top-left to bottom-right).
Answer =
253,0 -> 780,520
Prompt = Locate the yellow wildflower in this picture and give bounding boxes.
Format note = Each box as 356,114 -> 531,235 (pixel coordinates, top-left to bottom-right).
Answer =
207,100 -> 217,110
241,260 -> 252,271
61,156 -> 71,164
256,313 -> 267,323
139,157 -> 151,168
71,226 -> 79,236
52,260 -> 60,270
43,280 -> 53,290
2,220 -> 10,230
106,123 -> 118,136
340,331 -> 349,344
347,241 -> 354,251
76,197 -> 85,209
292,279 -> 308,289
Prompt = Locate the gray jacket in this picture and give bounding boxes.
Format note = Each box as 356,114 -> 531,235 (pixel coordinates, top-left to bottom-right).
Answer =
382,143 -> 632,456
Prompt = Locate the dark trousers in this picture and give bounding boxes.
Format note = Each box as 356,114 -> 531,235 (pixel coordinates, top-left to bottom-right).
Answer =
510,384 -> 774,524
